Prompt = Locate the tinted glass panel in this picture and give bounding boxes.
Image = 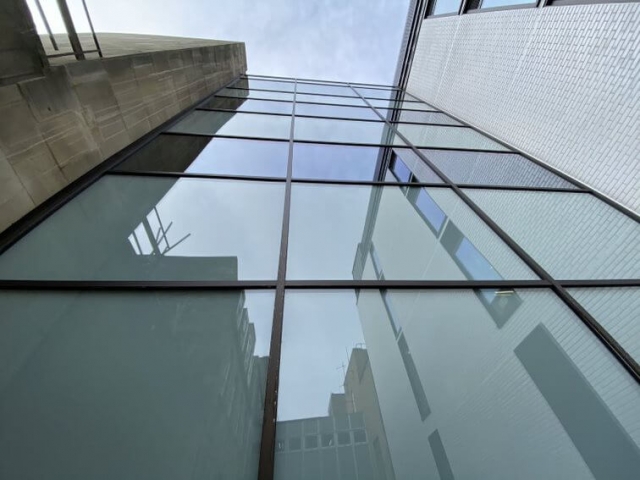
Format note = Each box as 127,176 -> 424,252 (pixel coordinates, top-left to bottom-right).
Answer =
218,87 -> 294,102
355,87 -> 399,100
296,82 -> 355,96
368,98 -> 436,111
390,149 -> 443,183
394,125 -> 510,151
296,93 -> 366,107
433,0 -> 463,14
422,150 -> 579,188
115,135 -> 288,177
287,184 -> 536,280
0,177 -> 285,280
233,77 -> 296,92
0,289 -> 274,479
295,102 -> 380,120
203,97 -> 293,114
396,110 -> 462,125
292,143 -> 382,181
169,111 -> 291,139
276,289 -> 640,480
568,288 -> 640,363
465,189 -> 640,279
294,117 -> 397,145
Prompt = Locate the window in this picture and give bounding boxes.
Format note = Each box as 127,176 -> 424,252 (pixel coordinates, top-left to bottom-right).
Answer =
305,435 -> 319,449
337,431 -> 352,445
169,111 -> 291,139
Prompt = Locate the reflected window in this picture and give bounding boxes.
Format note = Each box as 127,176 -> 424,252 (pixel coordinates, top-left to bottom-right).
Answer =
321,433 -> 335,447
115,135 -> 288,177
288,437 -> 302,451
0,177 -> 285,280
0,289 -> 275,479
168,110 -> 291,139
390,149 -> 443,183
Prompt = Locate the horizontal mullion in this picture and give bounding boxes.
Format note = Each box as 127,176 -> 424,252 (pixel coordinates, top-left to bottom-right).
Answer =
0,279 -> 553,290
558,279 -> 640,288
459,184 -> 588,193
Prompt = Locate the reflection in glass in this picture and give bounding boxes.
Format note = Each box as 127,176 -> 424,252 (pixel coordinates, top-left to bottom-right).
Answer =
388,149 -> 443,183
287,184 -> 536,280
294,118 -> 396,145
394,124 -> 510,151
481,0 -> 535,8
296,82 -> 356,97
0,289 -> 274,479
115,135 -> 288,177
276,289 -> 640,480
0,177 -> 285,280
432,0 -> 463,15
295,102 -> 381,121
203,96 -> 293,114
465,189 -> 640,279
296,93 -> 366,107
568,287 -> 640,363
368,98 -> 436,111
233,77 -> 296,92
422,150 -> 578,188
292,143 -> 385,181
218,87 -> 294,102
169,110 -> 291,139
396,110 -> 462,125
355,87 -> 399,100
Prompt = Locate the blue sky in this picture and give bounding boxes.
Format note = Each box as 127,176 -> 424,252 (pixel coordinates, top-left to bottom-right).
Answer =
28,0 -> 411,84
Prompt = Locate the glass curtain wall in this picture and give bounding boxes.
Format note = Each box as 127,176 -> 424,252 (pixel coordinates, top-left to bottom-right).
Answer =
0,74 -> 638,480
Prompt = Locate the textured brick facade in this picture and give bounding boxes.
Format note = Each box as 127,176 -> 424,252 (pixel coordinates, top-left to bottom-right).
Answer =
406,4 -> 640,213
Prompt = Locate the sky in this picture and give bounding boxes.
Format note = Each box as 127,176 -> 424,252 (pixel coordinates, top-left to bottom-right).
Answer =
27,0 -> 411,84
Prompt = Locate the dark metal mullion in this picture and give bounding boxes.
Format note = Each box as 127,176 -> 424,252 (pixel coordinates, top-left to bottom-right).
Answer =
244,73 -> 401,90
459,184 -> 588,193
406,92 -> 640,223
350,85 -> 640,383
34,0 -> 59,51
0,75 -> 243,257
257,80 -> 296,480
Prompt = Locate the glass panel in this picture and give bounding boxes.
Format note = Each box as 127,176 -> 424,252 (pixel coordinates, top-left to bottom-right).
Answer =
396,110 -> 462,125
292,143 -> 383,181
203,96 -> 293,114
294,117 -> 397,145
389,148 -> 443,183
432,0 -> 463,15
355,87 -> 399,100
422,150 -> 579,188
295,102 -> 381,121
0,289 -> 274,479
568,288 -> 640,363
0,176 -> 285,280
233,77 -> 296,92
296,93 -> 366,107
394,125 -> 510,151
276,289 -> 640,480
464,189 -> 640,279
296,82 -> 355,96
168,111 -> 291,139
287,184 -> 537,280
218,87 -> 294,102
115,135 -> 288,177
482,0 -> 535,8
368,98 -> 436,111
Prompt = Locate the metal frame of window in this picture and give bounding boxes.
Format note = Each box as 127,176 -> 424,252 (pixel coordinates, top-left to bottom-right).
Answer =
0,74 -> 638,480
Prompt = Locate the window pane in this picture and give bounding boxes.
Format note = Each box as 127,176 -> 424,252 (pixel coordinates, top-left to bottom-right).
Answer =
389,148 -> 443,183
396,110 -> 462,125
233,77 -> 296,92
0,289 -> 274,479
355,87 -> 399,100
422,150 -> 579,188
481,0 -> 535,8
203,97 -> 293,114
394,125 -> 510,151
296,93 -> 366,107
218,87 -> 294,102
287,184 -> 537,280
0,177 -> 285,280
464,189 -> 640,279
292,143 -> 383,181
296,82 -> 355,96
295,102 -> 380,120
368,98 -> 436,111
115,135 -> 288,177
169,111 -> 291,139
276,289 -> 640,480
568,288 -> 640,363
432,0 -> 463,15
294,117 -> 397,145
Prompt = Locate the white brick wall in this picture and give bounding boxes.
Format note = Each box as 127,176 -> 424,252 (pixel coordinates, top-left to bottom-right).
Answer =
406,4 -> 640,213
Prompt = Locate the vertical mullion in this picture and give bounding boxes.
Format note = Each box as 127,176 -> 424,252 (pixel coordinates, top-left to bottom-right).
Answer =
257,79 -> 296,480
349,85 -> 640,383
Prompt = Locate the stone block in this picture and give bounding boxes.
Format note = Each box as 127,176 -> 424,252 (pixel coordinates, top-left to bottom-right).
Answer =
19,68 -> 79,122
0,96 -> 42,154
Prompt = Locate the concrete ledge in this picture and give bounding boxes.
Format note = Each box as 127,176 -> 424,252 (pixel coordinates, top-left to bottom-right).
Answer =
0,35 -> 246,232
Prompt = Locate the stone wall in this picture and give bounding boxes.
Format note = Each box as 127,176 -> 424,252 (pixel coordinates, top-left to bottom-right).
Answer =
0,36 -> 246,232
